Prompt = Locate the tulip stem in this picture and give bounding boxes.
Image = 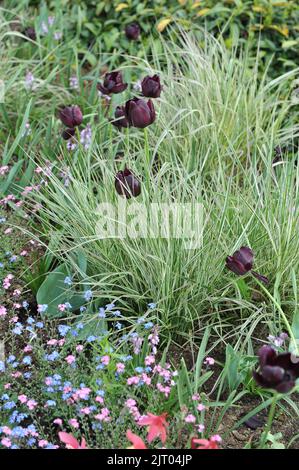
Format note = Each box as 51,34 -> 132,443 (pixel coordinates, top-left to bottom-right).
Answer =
144,128 -> 151,181
104,97 -> 112,118
259,393 -> 279,449
254,277 -> 298,356
72,127 -> 81,166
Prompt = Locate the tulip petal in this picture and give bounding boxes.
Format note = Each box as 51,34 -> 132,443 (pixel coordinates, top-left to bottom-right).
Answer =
113,83 -> 128,93
226,256 -> 248,275
258,345 -> 277,368
80,438 -> 87,449
138,412 -> 168,444
59,432 -> 79,449
262,365 -> 284,384
147,99 -> 156,122
253,371 -> 272,388
191,438 -> 210,449
97,84 -> 108,95
273,352 -> 293,370
234,246 -> 253,268
126,430 -> 147,449
275,380 -> 295,394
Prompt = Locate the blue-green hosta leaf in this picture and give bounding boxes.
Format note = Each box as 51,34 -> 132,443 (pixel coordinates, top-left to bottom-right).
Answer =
37,264 -> 85,318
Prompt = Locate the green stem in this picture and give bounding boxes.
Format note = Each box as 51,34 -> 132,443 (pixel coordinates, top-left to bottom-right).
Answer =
104,96 -> 112,118
71,126 -> 81,166
259,393 -> 279,449
125,126 -> 130,166
254,277 -> 298,356
0,104 -> 12,130
144,127 -> 151,185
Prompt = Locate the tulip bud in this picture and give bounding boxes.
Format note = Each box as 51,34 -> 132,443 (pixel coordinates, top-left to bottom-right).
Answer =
23,27 -> 36,41
112,106 -> 130,130
61,128 -> 75,140
59,106 -> 83,128
125,23 -> 141,41
97,71 -> 128,95
115,168 -> 141,199
125,98 -> 155,129
141,75 -> 162,98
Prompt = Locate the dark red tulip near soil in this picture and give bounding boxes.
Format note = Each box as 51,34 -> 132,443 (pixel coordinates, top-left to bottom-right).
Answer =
253,345 -> 299,393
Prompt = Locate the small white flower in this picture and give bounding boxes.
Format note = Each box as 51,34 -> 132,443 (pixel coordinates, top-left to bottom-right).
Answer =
41,21 -> 49,35
80,124 -> 92,150
69,76 -> 79,90
22,122 -> 32,137
54,31 -> 62,40
24,72 -> 35,91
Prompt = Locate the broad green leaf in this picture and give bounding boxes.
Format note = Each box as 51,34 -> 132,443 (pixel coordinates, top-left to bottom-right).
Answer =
37,264 -> 85,318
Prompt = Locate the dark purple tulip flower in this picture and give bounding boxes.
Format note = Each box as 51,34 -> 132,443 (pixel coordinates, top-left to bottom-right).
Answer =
59,106 -> 83,128
226,246 -> 269,284
125,98 -> 155,129
112,106 -> 130,130
97,71 -> 128,95
141,75 -> 162,98
61,128 -> 75,140
125,23 -> 141,41
253,345 -> 299,393
115,168 -> 141,199
226,246 -> 253,275
23,27 -> 36,40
